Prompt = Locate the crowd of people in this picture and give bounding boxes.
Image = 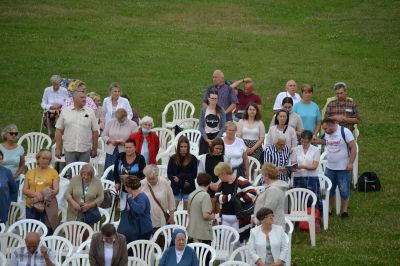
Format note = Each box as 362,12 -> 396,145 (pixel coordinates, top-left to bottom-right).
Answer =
0,70 -> 360,265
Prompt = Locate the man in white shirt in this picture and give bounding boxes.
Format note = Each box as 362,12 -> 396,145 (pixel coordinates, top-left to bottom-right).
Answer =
10,232 -> 56,266
315,118 -> 357,219
272,80 -> 301,112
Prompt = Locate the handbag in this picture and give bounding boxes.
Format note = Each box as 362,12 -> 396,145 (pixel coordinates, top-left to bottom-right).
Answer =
148,185 -> 170,222
100,189 -> 118,209
80,179 -> 101,224
32,171 -> 45,213
232,178 -> 254,220
117,198 -> 139,242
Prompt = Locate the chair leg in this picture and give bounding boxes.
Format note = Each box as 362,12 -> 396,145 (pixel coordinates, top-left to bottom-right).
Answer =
309,219 -> 316,246
335,188 -> 341,215
323,200 -> 328,230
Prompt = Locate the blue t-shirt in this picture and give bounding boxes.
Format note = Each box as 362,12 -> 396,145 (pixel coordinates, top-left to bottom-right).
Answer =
0,144 -> 24,177
293,101 -> 321,133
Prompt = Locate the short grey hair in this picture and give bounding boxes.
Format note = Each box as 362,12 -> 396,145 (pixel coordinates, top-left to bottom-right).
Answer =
50,75 -> 61,84
213,69 -> 224,77
108,82 -> 121,92
72,89 -> 86,98
140,116 -> 153,127
273,131 -> 287,144
81,164 -> 95,177
1,124 -> 18,141
334,82 -> 347,91
143,165 -> 159,178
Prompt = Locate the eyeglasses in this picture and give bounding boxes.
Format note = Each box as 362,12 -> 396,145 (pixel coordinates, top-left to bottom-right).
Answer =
8,132 -> 18,136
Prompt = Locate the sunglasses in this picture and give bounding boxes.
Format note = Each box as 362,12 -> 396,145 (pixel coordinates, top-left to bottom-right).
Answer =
8,132 -> 18,136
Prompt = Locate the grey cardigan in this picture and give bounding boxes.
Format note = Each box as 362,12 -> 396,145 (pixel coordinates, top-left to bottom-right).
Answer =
198,107 -> 226,140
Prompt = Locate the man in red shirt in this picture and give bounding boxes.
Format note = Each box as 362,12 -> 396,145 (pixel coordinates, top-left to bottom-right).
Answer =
230,77 -> 262,121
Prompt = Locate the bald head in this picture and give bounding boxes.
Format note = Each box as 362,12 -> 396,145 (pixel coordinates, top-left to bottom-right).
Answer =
285,80 -> 297,96
212,70 -> 225,86
25,232 -> 40,254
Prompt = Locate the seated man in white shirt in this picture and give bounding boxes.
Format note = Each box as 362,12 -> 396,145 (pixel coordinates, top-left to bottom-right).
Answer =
10,232 -> 56,266
272,80 -> 301,112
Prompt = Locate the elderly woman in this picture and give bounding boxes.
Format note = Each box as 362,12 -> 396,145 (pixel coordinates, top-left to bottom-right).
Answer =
0,124 -> 25,202
254,164 -> 289,227
159,229 -> 199,266
291,130 -> 322,214
167,136 -> 198,210
141,165 -> 175,247
270,97 -> 303,137
293,84 -> 322,137
103,82 -> 133,125
103,108 -> 137,180
23,150 -> 59,231
264,132 -> 291,183
129,116 -> 160,165
87,92 -> 105,132
62,80 -> 97,110
64,164 -> 104,226
198,89 -> 226,155
248,208 -> 288,266
237,103 -> 265,163
117,175 -> 152,243
215,162 -> 256,243
0,150 -> 18,224
41,75 -> 69,137
89,223 -> 128,266
266,109 -> 297,151
223,121 -> 249,179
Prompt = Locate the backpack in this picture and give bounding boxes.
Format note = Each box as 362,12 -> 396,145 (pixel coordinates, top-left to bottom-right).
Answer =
357,172 -> 381,192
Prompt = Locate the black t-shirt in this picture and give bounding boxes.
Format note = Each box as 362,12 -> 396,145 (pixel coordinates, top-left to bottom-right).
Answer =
205,154 -> 224,197
220,181 -> 236,215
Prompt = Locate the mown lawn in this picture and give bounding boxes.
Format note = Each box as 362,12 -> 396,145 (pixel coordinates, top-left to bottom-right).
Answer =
0,1 -> 399,265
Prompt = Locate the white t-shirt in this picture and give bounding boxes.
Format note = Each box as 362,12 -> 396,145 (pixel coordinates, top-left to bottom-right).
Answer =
292,144 -> 320,177
273,91 -> 301,110
224,137 -> 247,168
325,126 -> 354,170
104,242 -> 113,266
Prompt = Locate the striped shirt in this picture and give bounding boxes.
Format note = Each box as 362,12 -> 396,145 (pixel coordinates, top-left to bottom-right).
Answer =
264,144 -> 290,182
10,246 -> 56,266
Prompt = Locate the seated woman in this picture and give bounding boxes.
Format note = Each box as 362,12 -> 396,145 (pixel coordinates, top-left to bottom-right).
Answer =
87,92 -> 105,133
270,97 -> 303,137
215,162 -> 256,243
41,75 -> 69,137
23,150 -> 59,232
266,109 -> 297,151
254,164 -> 289,228
64,164 -> 104,226
0,150 -> 18,224
129,116 -> 160,165
117,175 -> 152,243
0,124 -> 25,202
237,103 -> 265,163
159,229 -> 199,266
248,208 -> 288,266
198,89 -> 226,155
291,130 -> 323,214
167,136 -> 198,210
264,132 -> 291,183
103,82 -> 133,125
102,108 -> 137,179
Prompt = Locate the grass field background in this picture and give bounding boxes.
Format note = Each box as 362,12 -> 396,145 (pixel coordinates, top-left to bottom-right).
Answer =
0,1 -> 399,265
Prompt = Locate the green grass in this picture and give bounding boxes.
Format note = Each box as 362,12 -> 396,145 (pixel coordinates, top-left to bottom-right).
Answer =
1,0 -> 399,265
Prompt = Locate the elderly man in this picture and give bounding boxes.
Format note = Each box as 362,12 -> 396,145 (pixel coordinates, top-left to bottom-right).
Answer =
10,232 -> 56,266
63,80 -> 97,110
324,82 -> 360,134
230,77 -> 262,121
272,80 -> 301,112
55,89 -> 99,167
202,69 -> 238,121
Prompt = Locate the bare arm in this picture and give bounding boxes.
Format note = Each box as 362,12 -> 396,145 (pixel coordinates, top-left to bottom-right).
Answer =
225,103 -> 236,115
243,152 -> 250,179
229,79 -> 245,89
15,155 -> 25,178
55,128 -> 64,158
314,121 -> 321,137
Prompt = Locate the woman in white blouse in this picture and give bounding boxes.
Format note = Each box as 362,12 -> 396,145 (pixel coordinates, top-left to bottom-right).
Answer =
248,208 -> 288,266
102,82 -> 133,124
266,109 -> 297,151
291,130 -> 322,214
237,103 -> 265,164
223,122 -> 249,179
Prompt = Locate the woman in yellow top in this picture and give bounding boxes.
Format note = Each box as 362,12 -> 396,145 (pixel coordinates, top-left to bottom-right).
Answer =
23,150 -> 59,229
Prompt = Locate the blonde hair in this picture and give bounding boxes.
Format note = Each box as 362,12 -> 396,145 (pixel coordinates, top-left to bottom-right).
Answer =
224,121 -> 237,131
261,163 -> 279,180
35,150 -> 52,164
214,162 -> 233,177
1,124 -> 18,141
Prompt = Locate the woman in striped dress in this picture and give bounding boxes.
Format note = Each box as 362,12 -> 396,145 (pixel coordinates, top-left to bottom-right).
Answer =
263,132 -> 291,183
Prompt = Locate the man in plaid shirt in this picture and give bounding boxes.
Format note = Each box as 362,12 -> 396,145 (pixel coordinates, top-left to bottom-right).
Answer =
10,232 -> 56,266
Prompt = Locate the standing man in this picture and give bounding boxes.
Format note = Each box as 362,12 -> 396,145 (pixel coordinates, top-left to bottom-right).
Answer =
230,77 -> 262,121
203,70 -> 238,121
55,89 -> 99,166
10,232 -> 56,266
272,80 -> 301,112
315,118 -> 357,219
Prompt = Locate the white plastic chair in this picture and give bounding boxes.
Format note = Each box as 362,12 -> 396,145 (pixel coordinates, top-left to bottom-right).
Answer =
153,127 -> 174,164
157,165 -> 168,181
90,137 -> 106,176
173,129 -> 202,156
173,210 -> 189,227
59,162 -> 97,179
253,174 -> 263,186
7,219 -> 48,239
17,175 -> 25,203
100,164 -> 114,180
319,152 -> 341,215
176,118 -> 200,130
76,238 -> 92,254
219,261 -> 252,266
161,100 -> 195,129
17,132 -> 52,161
285,217 -> 294,266
151,224 -> 187,252
0,232 -> 23,260
211,225 -> 240,261
128,257 -> 148,266
61,254 -> 90,266
285,188 -> 317,246
0,252 -> 5,266
188,242 -> 216,266
25,158 -> 37,171
0,224 -> 5,233
53,221 -> 94,250
126,240 -> 162,266
228,246 -> 250,264
319,174 -> 332,230
51,143 -> 65,166
94,208 -> 111,232
248,156 -> 261,183
41,235 -> 74,265
7,201 -> 25,226
352,143 -> 359,189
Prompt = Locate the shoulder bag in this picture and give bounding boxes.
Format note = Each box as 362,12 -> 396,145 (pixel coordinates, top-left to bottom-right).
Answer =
148,185 -> 170,222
